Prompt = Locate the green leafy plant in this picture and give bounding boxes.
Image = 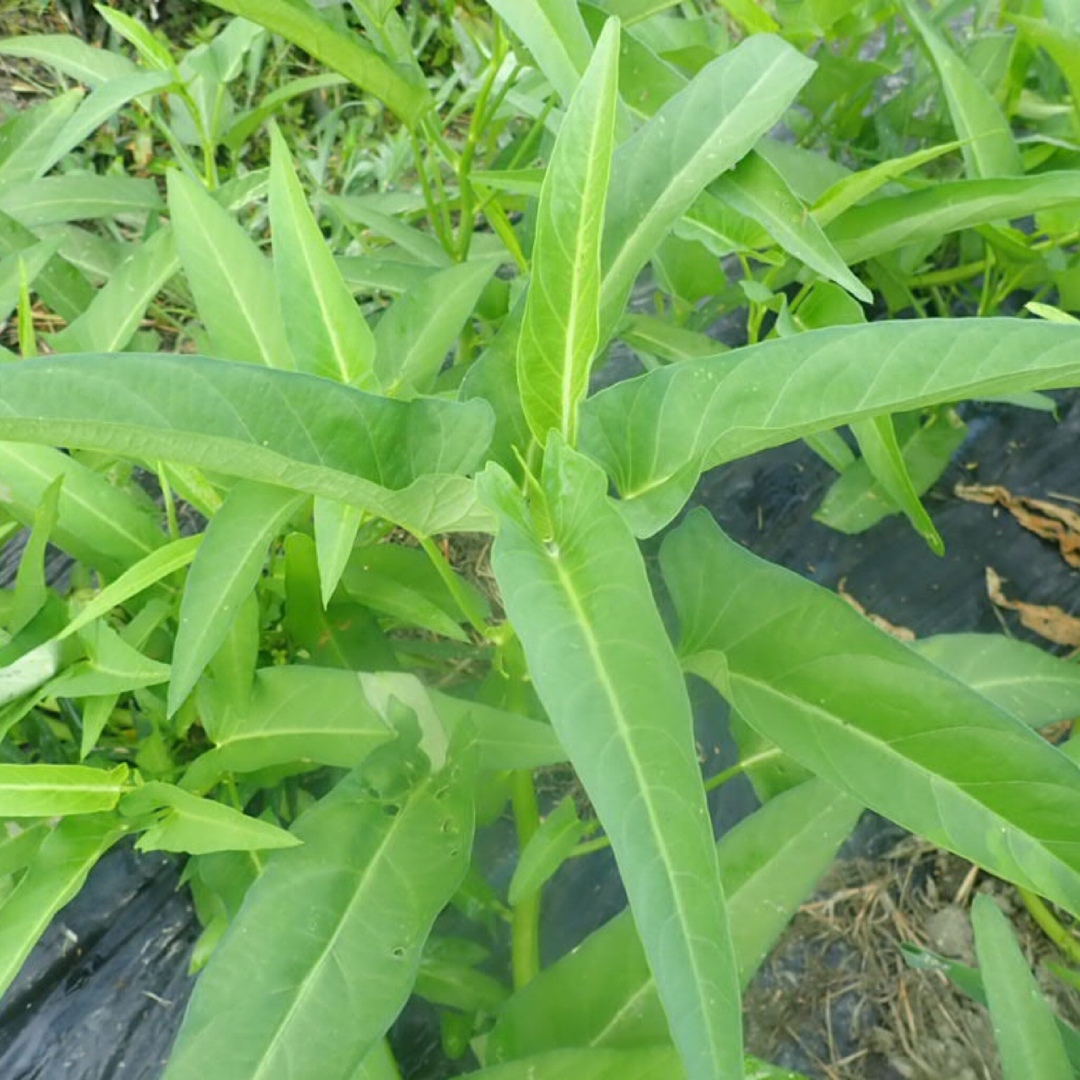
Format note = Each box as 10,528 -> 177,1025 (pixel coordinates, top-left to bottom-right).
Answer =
1,2 -> 1080,1079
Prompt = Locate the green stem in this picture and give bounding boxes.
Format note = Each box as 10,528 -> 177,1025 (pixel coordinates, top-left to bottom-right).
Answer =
510,769 -> 541,989
417,535 -> 491,639
1019,887 -> 1080,967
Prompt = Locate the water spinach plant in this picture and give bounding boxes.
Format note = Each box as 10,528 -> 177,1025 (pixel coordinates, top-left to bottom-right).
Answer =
2,2 -> 1080,1078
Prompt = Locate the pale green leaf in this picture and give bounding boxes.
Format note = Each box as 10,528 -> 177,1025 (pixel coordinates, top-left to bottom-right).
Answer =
900,0 -> 1021,178
487,0 -> 593,103
518,19 -> 619,444
163,757 -> 474,1080
662,511 -> 1080,918
0,175 -> 161,227
0,814 -> 121,999
972,893 -> 1073,1079
713,151 -> 871,302
579,319 -> 1080,537
488,778 -> 859,1060
0,91 -> 81,185
314,496 -> 363,606
914,634 -> 1080,729
203,0 -> 431,126
167,169 -> 294,370
375,258 -> 498,397
0,763 -> 129,817
269,127 -> 377,388
827,173 -> 1080,265
508,796 -> 585,906
0,34 -> 136,86
182,665 -> 394,794
600,34 -> 815,335
0,352 -> 495,535
122,781 -> 300,855
848,414 -> 943,552
50,226 -> 179,354
169,481 -> 305,716
479,439 -> 741,1080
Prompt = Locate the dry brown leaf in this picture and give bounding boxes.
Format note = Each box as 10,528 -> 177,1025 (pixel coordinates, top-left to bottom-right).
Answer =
984,567 -> 1080,648
956,483 -> 1080,569
838,579 -> 916,641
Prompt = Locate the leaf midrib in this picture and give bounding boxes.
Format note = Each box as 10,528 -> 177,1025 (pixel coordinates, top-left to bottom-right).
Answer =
547,552 -> 725,1073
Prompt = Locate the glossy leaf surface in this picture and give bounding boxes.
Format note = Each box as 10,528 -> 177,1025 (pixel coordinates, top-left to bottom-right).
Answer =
662,511 -> 1080,917
480,439 -> 741,1080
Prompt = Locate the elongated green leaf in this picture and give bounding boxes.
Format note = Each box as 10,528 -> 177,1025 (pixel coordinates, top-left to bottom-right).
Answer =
0,238 -> 62,324
0,175 -> 161,227
0,642 -> 59,709
971,893 -> 1072,1079
812,141 -> 961,225
182,665 -> 394,793
269,127 -> 376,388
0,208 -> 92,320
0,34 -> 136,85
479,439 -> 741,1080
518,19 -> 618,445
50,226 -> 179,354
814,409 -> 966,536
0,814 -> 121,999
914,634 -> 1080,729
579,319 -> 1080,536
375,259 -> 498,397
600,34 -> 815,335
1008,15 -> 1080,122
168,170 -> 294,370
426,690 -> 566,772
44,70 -> 175,175
314,496 -> 363,605
163,757 -> 474,1080
508,795 -> 585,906
827,173 -> 1080,265
0,352 -> 494,535
225,73 -> 348,151
488,778 -> 859,1061
8,475 -> 62,634
58,534 -> 201,643
0,91 -> 81,185
848,414 -> 942,552
487,0 -> 593,103
713,151 -> 870,303
47,620 -> 169,697
0,442 -> 162,571
900,0 -> 1020,178
662,510 -> 1080,918
170,481 -> 304,715
122,781 -> 299,855
204,0 -> 431,125
0,763 -> 128,817
902,944 -> 1080,1070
